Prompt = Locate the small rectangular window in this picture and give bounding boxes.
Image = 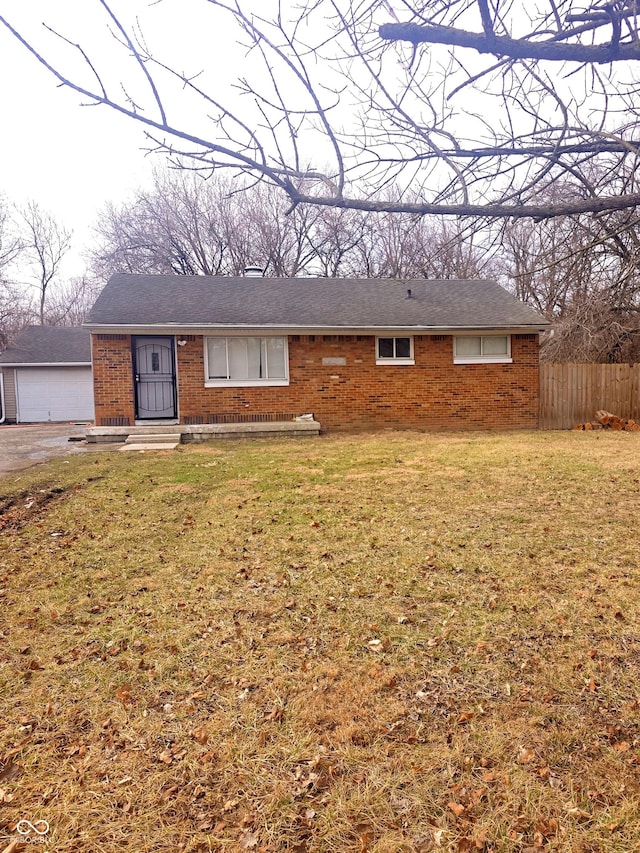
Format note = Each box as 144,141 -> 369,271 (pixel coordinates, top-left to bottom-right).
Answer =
376,336 -> 414,365
454,335 -> 512,363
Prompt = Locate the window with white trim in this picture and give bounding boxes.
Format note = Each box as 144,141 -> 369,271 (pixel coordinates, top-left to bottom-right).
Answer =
454,335 -> 512,364
205,336 -> 289,385
376,336 -> 414,365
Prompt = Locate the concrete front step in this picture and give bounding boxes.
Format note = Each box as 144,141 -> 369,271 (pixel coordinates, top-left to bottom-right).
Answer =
120,432 -> 182,452
124,433 -> 182,444
120,442 -> 180,452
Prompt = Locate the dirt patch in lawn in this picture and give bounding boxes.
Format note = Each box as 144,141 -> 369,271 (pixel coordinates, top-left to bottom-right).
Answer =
0,484 -> 74,533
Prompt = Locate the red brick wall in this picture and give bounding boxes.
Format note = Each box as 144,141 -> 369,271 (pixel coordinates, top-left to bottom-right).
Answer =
92,334 -> 135,426
92,333 -> 541,430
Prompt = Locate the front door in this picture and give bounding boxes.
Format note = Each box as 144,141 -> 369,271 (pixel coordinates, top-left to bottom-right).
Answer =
133,336 -> 177,419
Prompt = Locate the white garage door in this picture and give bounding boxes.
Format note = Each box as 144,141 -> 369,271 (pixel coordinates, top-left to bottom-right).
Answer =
16,367 -> 94,423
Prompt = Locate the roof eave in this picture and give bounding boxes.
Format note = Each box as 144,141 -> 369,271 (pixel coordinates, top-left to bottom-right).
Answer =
0,361 -> 92,367
84,322 -> 549,335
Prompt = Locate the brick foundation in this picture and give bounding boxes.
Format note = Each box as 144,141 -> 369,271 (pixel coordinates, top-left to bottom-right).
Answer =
91,333 -> 540,431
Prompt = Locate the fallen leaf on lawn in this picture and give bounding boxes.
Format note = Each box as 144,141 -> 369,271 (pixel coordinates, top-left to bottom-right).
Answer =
356,822 -> 375,852
239,830 -> 259,848
448,801 -> 466,817
191,727 -> 209,745
473,828 -> 488,847
457,711 -> 474,724
566,807 -> 592,821
264,705 -> 284,722
613,741 -> 630,752
114,683 -> 134,704
433,828 -> 446,846
200,750 -> 217,763
0,764 -> 23,784
535,817 -> 558,838
160,784 -> 178,801
517,746 -> 536,764
468,787 -> 487,806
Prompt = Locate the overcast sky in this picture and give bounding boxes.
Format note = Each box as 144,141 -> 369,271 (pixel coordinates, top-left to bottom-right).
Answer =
0,1 -> 242,277
0,1 -> 514,284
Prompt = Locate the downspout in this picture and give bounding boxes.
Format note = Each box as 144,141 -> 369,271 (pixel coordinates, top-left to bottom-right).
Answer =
0,371 -> 6,424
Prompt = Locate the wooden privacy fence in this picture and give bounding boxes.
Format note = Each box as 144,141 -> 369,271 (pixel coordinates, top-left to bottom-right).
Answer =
539,363 -> 640,429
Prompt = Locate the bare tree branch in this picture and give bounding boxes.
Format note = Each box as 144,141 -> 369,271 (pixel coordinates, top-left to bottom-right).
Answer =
377,22 -> 640,63
3,2 -> 640,220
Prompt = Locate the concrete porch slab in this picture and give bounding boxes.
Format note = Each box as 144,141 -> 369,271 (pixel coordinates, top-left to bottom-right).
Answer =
86,419 -> 321,444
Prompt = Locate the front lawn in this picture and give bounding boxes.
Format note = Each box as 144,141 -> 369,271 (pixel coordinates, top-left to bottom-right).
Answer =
1,431 -> 639,852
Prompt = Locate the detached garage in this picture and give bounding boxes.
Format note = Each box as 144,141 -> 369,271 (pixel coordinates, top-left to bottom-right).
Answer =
0,326 -> 94,423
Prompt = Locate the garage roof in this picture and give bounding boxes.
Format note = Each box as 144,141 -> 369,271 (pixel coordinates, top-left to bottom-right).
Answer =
0,326 -> 92,366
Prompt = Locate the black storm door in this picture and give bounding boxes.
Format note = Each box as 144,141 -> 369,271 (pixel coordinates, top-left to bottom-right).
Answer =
133,336 -> 177,419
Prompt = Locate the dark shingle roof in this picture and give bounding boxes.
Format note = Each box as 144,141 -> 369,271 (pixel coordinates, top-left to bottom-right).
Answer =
85,274 -> 548,331
0,326 -> 92,365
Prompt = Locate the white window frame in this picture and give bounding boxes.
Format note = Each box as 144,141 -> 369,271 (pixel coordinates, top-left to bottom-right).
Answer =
453,334 -> 512,364
376,336 -> 415,366
204,336 -> 290,386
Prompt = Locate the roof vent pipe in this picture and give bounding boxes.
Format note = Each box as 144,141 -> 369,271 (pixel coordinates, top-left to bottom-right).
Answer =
406,288 -> 413,299
244,266 -> 264,277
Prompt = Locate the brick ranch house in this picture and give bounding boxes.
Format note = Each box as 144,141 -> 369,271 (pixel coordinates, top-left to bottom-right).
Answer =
85,273 -> 549,432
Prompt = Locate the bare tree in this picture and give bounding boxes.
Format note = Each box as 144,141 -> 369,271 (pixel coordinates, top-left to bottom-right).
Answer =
493,168 -> 640,360
90,167 -> 492,279
351,210 -> 494,279
0,282 -> 30,351
91,170 -> 232,277
0,195 -> 26,349
3,2 -> 640,221
541,292 -> 640,363
0,195 -> 21,278
43,275 -> 102,327
20,201 -> 72,324
0,196 -> 92,347
90,170 -> 321,277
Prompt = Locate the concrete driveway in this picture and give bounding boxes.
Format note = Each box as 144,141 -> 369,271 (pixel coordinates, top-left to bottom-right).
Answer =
0,423 -> 96,475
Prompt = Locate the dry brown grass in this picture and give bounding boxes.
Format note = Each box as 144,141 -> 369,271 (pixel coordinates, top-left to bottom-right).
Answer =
1,430 -> 640,852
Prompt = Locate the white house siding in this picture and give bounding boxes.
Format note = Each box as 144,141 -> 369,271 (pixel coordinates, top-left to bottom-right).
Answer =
1,368 -> 17,421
